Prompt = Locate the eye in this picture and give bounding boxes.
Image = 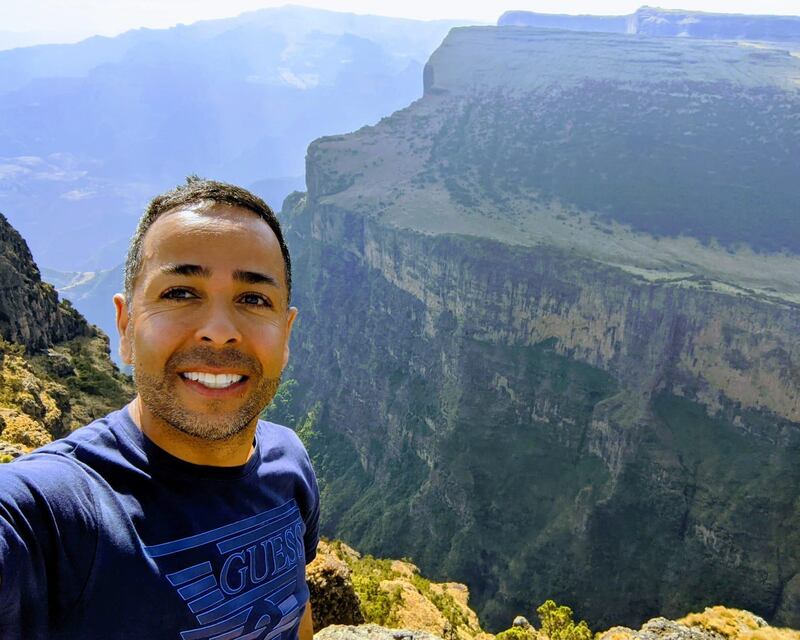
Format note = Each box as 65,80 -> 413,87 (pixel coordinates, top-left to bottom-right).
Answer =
161,287 -> 198,300
239,292 -> 272,308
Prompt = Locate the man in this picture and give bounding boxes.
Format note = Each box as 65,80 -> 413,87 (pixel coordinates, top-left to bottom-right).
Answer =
0,178 -> 320,640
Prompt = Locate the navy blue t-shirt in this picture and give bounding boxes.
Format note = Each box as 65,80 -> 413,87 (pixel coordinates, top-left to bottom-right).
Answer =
0,406 -> 320,640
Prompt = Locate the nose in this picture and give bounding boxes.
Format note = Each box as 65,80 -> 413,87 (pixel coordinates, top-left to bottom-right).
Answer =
194,302 -> 242,346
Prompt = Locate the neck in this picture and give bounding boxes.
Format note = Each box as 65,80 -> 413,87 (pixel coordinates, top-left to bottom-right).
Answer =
127,397 -> 257,467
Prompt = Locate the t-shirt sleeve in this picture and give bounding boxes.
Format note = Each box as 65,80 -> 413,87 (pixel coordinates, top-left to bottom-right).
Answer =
303,459 -> 320,565
0,454 -> 98,634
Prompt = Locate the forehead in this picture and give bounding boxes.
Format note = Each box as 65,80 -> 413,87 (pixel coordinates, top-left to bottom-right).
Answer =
141,203 -> 283,272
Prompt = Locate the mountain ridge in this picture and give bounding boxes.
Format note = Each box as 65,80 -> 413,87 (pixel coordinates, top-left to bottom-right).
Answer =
498,6 -> 800,44
0,5 -> 471,272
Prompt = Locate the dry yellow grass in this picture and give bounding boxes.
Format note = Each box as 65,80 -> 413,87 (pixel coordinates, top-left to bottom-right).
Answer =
1,412 -> 52,449
677,607 -> 799,640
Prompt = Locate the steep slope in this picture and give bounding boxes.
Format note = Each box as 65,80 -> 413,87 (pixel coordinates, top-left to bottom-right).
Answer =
0,212 -> 90,351
41,264 -> 125,363
0,213 -> 132,455
274,26 -> 800,632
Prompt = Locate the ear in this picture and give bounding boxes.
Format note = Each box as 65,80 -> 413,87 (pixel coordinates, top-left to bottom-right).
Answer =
113,293 -> 133,365
282,306 -> 299,370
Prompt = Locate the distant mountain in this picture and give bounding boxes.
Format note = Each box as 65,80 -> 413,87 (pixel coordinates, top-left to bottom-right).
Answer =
499,6 -> 800,44
0,30 -> 89,51
0,5 -> 472,271
412,27 -> 800,257
41,265 -> 124,362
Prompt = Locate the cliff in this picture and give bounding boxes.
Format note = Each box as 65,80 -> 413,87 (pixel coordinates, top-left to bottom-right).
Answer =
499,7 -> 800,45
0,212 -> 92,352
0,213 -> 132,455
273,24 -> 800,633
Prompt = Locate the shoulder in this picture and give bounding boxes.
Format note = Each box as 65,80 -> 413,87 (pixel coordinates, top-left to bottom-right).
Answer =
0,408 -> 130,516
257,420 -> 312,465
256,420 -> 318,495
0,443 -> 101,557
37,408 -> 129,459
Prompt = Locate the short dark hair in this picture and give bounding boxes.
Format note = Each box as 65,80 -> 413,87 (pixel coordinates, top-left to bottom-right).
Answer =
124,176 -> 291,304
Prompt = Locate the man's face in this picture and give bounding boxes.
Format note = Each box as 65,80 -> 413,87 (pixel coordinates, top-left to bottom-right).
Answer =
115,203 -> 297,441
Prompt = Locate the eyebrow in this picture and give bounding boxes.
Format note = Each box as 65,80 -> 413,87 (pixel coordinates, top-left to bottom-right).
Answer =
159,263 -> 279,287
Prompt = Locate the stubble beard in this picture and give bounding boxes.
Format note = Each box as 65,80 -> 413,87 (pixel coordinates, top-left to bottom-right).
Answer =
131,344 -> 281,441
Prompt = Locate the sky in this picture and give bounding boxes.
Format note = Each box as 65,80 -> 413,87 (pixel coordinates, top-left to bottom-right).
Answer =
2,0 -> 799,46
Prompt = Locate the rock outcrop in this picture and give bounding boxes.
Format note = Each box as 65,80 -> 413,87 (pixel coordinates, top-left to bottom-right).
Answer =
316,624 -> 444,640
309,541 -> 367,629
0,212 -> 92,352
308,540 -> 489,640
597,607 -> 800,640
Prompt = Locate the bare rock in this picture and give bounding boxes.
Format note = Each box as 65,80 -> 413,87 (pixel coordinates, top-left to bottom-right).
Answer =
315,623 -> 443,640
0,213 -> 93,352
598,608 -> 798,640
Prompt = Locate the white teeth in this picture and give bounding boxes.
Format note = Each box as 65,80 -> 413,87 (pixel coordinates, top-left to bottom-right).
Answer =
182,372 -> 244,388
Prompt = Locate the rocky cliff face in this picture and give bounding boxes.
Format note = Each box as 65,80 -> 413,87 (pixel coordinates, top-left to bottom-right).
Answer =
0,213 -> 132,453
276,24 -> 800,633
0,212 -> 92,352
284,202 -> 800,631
499,7 -> 800,45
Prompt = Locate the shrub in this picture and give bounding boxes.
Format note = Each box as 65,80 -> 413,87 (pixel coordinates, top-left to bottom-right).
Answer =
351,573 -> 402,626
537,600 -> 593,640
497,626 -> 537,640
1,413 -> 52,448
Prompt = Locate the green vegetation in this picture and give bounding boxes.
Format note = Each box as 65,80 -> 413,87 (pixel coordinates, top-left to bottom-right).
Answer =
262,378 -> 299,426
324,540 -> 480,634
496,627 -> 536,640
0,334 -> 132,450
326,543 -> 401,625
411,573 -> 470,631
261,378 -> 321,449
495,599 -> 592,640
430,84 -> 800,252
63,338 -> 130,403
536,600 -> 592,640
347,554 -> 403,626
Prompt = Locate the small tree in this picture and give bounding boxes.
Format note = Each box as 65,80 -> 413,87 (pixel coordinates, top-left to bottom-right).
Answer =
536,600 -> 593,640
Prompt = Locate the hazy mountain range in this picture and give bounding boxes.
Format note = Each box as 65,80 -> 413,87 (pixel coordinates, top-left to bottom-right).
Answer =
0,5 -> 472,273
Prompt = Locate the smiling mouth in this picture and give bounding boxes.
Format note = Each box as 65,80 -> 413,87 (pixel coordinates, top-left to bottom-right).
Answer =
180,371 -> 248,389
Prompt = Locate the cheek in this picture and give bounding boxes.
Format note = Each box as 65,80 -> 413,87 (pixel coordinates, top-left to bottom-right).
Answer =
131,316 -> 187,365
252,329 -> 290,372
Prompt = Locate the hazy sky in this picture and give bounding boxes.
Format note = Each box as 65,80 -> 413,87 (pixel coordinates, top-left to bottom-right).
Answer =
3,0 -> 800,43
